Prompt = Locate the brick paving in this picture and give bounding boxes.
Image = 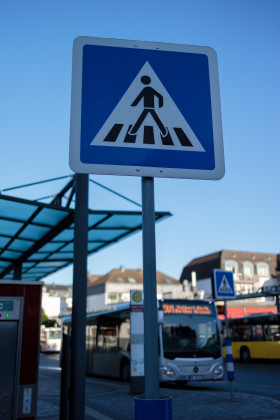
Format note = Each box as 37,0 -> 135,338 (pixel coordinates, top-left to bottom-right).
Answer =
37,367 -> 280,420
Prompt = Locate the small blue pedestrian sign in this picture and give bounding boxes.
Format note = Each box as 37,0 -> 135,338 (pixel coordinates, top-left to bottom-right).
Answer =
212,269 -> 235,299
69,37 -> 224,179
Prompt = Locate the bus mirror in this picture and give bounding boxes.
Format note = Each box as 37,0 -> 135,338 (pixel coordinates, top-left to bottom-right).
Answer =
158,309 -> 164,324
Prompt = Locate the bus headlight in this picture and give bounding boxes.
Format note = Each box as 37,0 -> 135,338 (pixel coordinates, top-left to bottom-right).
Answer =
160,366 -> 175,377
214,365 -> 224,376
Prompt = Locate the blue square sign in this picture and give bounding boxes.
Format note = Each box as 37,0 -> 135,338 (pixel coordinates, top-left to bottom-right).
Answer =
212,269 -> 235,299
69,37 -> 224,179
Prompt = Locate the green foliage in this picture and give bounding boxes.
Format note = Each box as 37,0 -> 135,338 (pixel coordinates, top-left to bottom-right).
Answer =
41,307 -> 49,325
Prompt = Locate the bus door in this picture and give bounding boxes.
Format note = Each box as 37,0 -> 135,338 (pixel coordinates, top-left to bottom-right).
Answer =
94,321 -> 120,377
86,323 -> 97,374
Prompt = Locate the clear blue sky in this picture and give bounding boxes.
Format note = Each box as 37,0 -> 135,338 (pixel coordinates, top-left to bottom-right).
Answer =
1,1 -> 280,285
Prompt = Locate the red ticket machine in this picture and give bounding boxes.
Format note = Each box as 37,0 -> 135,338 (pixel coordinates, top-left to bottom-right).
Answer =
0,281 -> 42,419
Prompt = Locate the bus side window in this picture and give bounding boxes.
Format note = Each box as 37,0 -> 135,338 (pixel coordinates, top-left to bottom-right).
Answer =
88,324 -> 97,349
270,324 -> 280,341
97,318 -> 118,351
252,325 -> 264,341
234,325 -> 252,341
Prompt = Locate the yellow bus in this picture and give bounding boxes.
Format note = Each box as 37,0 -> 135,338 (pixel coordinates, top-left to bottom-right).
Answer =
223,314 -> 280,361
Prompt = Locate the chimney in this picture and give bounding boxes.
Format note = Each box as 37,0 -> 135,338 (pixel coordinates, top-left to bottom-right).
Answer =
191,271 -> 198,297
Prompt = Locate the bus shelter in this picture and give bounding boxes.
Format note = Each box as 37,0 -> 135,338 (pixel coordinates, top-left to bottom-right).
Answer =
0,174 -> 171,419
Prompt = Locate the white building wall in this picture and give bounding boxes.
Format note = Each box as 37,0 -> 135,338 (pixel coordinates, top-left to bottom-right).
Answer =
87,293 -> 106,312
104,282 -> 192,304
87,280 -> 194,311
42,294 -> 61,318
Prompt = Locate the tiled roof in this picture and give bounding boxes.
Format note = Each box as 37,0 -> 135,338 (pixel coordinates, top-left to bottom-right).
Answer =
88,266 -> 178,286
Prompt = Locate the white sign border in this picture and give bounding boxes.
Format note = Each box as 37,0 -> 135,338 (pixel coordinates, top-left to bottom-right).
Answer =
69,36 -> 225,180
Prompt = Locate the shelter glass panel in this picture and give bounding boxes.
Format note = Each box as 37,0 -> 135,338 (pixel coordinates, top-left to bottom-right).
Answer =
88,229 -> 127,241
100,214 -> 142,229
60,243 -> 74,251
0,199 -> 37,221
88,214 -> 108,226
0,261 -> 10,268
1,250 -> 23,260
19,225 -> 50,240
37,261 -> 66,268
0,220 -> 23,236
0,237 -> 10,247
48,252 -> 73,260
9,238 -> 35,252
22,275 -> 40,281
27,252 -> 50,260
33,208 -> 70,226
22,262 -> 35,268
88,242 -> 105,251
53,230 -> 74,241
27,267 -> 56,273
38,242 -> 64,253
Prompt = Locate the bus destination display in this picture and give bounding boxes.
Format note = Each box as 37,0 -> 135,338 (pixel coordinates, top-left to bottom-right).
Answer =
162,303 -> 213,316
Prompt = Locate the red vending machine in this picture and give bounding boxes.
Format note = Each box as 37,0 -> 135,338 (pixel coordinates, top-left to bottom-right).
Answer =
0,281 -> 42,419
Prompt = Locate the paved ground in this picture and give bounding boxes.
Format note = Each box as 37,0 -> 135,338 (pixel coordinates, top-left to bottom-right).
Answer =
37,367 -> 280,420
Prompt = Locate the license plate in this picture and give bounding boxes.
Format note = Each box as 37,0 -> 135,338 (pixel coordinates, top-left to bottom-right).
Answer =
188,375 -> 204,381
178,375 -> 187,380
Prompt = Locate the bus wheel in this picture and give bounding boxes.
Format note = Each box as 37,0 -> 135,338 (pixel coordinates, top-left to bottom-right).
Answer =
120,360 -> 130,382
240,346 -> 250,362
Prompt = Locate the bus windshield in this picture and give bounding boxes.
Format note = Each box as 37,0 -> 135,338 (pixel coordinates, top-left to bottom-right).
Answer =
162,314 -> 221,359
48,330 -> 61,340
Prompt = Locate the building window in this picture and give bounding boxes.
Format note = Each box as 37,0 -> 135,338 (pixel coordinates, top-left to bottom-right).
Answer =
128,277 -> 136,283
107,293 -> 118,303
164,279 -> 173,284
242,261 -> 254,279
256,262 -> 270,277
224,260 -> 239,273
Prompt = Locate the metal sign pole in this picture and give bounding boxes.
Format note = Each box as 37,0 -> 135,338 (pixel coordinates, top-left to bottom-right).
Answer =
141,176 -> 160,399
224,299 -> 234,400
69,174 -> 89,420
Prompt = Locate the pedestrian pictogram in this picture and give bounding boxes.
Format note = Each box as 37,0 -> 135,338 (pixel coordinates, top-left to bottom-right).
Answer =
130,74 -> 166,136
91,62 -> 205,152
70,37 -> 225,179
212,269 -> 235,299
218,276 -> 234,294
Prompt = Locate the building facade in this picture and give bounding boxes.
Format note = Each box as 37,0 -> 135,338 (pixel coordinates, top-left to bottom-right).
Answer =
42,284 -> 72,321
180,250 -> 280,316
87,266 -> 192,312
180,250 -> 279,296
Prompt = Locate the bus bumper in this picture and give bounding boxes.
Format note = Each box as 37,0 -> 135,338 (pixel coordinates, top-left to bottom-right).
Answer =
160,362 -> 224,382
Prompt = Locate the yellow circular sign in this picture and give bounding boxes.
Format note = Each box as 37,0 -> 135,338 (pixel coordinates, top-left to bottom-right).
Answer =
132,291 -> 142,303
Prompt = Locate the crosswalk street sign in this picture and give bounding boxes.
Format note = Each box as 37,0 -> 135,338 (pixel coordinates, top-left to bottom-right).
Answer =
212,269 -> 235,299
69,37 -> 225,179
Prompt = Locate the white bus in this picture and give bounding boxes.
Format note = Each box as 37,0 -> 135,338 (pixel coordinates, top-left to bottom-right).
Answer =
63,299 -> 224,383
40,326 -> 62,353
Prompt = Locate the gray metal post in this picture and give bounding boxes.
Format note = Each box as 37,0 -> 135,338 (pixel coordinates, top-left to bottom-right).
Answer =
276,295 -> 280,313
13,262 -> 22,280
141,177 -> 160,399
60,333 -> 70,420
224,299 -> 233,400
224,299 -> 229,336
69,174 -> 88,420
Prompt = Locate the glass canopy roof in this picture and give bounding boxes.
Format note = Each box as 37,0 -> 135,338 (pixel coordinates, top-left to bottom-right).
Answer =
0,193 -> 171,282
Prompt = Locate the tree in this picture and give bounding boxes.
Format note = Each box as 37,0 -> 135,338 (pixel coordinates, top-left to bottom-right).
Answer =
41,307 -> 49,325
